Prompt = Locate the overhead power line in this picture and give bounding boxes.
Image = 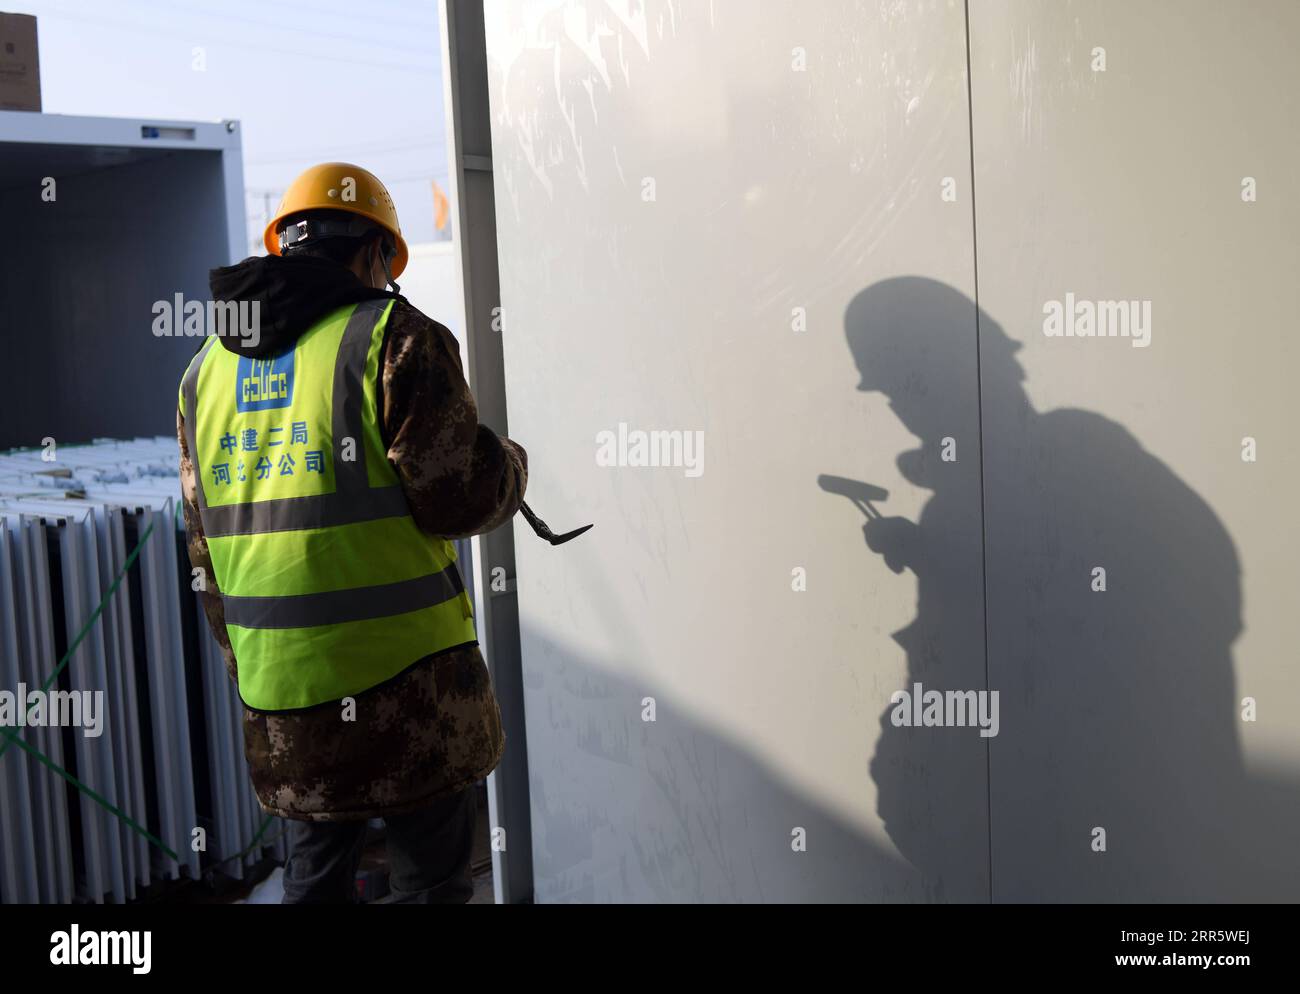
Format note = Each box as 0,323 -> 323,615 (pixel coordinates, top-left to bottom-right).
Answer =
37,9 -> 439,75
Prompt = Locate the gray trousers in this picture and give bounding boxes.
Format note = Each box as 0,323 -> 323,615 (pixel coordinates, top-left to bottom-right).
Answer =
281,786 -> 477,904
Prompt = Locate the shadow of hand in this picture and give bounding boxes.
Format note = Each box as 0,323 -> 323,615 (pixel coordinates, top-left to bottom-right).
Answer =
862,515 -> 917,574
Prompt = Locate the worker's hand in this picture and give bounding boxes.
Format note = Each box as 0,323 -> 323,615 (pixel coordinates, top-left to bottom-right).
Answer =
862,515 -> 917,574
501,436 -> 528,475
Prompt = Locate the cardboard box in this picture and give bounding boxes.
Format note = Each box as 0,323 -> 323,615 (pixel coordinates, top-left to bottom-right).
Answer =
0,12 -> 40,112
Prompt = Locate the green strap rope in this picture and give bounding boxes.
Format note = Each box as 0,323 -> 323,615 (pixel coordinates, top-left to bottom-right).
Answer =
0,519 -> 155,762
1,726 -> 180,862
206,815 -> 279,872
3,513 -> 281,872
0,517 -> 172,862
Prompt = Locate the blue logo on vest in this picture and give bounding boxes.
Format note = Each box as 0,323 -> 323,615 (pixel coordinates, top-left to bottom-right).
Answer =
236,350 -> 295,412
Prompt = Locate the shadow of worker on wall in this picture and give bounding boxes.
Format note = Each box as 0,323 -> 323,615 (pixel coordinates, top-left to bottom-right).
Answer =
841,275 -> 1300,902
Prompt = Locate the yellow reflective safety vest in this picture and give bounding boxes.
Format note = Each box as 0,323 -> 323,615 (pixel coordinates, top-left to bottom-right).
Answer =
178,299 -> 476,712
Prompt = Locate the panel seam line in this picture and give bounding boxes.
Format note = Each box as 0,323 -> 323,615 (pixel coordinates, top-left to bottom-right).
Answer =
963,0 -> 994,906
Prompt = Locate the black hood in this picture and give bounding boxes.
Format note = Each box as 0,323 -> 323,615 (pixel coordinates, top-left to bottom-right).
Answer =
208,254 -> 400,359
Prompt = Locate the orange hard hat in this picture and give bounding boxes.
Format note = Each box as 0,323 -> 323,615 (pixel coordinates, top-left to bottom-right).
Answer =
264,162 -> 409,278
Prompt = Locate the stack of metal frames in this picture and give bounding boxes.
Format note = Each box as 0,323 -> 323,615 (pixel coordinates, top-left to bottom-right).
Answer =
0,437 -> 287,903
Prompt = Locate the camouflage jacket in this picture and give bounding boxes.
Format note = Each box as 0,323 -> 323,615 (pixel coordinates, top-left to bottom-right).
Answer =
178,265 -> 526,822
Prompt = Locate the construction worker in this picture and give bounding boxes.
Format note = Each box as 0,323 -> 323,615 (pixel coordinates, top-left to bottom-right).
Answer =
175,163 -> 527,904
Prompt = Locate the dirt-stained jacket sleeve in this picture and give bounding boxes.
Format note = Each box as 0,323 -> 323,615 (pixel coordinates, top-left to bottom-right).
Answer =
177,407 -> 238,682
381,300 -> 528,539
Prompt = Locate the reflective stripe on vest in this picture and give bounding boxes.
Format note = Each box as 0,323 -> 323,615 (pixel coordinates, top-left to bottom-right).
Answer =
179,299 -> 477,712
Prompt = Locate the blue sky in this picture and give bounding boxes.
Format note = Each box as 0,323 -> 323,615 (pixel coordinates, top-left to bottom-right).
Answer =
10,0 -> 452,251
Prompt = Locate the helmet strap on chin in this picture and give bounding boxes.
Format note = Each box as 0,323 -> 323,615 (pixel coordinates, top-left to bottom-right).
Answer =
379,242 -> 400,295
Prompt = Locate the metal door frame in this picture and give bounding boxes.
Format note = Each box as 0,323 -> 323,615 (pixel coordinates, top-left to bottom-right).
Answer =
439,0 -> 534,905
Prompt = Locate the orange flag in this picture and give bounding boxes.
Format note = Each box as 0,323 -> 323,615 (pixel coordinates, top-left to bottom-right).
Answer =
432,179 -> 450,231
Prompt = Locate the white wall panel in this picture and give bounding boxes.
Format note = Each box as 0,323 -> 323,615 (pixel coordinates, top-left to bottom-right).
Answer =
487,0 -> 988,902
970,0 -> 1300,900
483,0 -> 1300,903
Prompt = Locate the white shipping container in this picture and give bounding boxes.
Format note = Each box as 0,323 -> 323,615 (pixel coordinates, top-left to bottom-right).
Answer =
0,111 -> 245,450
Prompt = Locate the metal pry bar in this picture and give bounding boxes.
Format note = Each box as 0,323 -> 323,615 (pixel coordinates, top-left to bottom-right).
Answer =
519,500 -> 593,546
